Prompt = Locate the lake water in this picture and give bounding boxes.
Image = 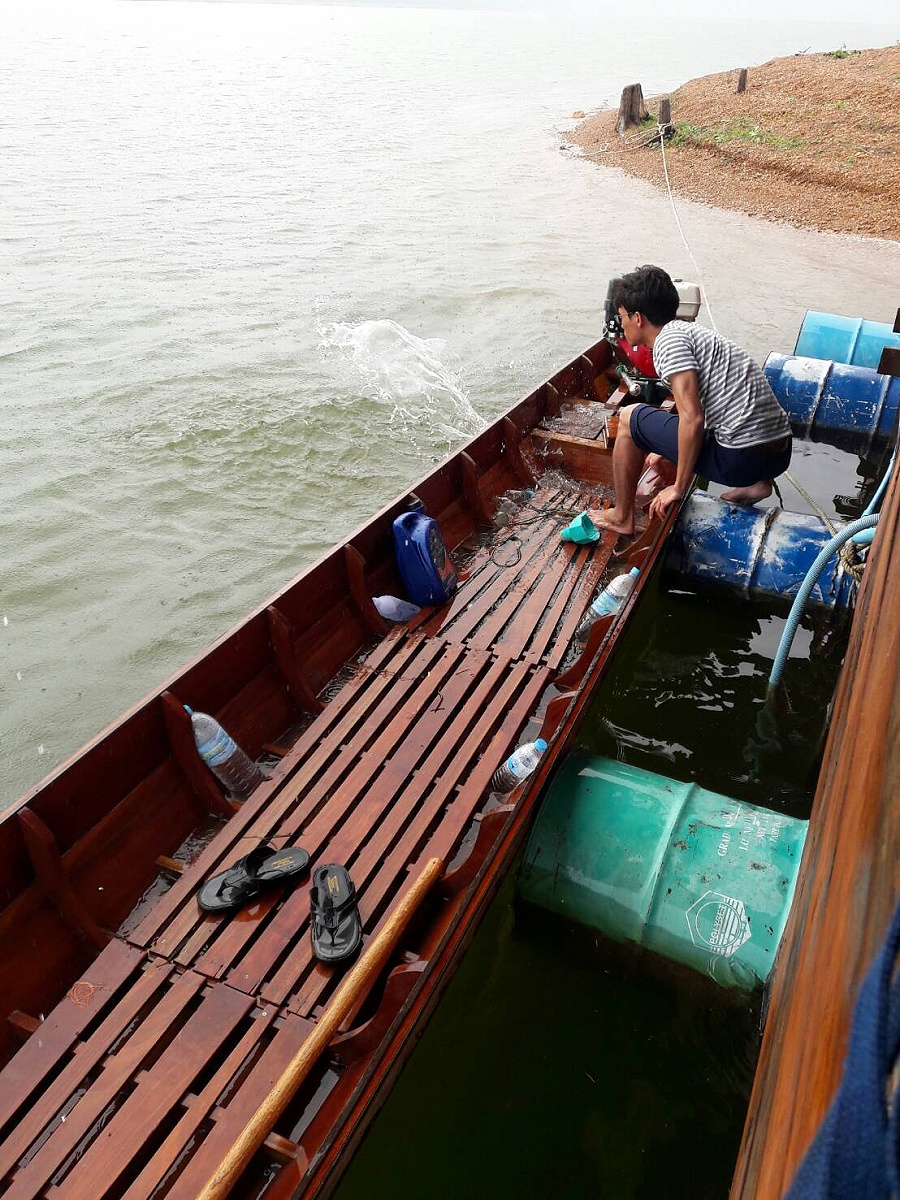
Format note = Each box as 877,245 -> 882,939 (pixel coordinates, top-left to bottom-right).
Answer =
3,1 -> 899,807
4,4 -> 897,1194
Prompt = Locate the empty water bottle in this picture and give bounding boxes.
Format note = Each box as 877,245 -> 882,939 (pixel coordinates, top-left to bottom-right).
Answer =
184,706 -> 266,798
575,566 -> 640,642
490,738 -> 548,793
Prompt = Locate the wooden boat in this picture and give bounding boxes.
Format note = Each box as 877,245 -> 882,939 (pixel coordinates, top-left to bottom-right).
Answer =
0,336 -> 675,1199
2,315 -> 896,1200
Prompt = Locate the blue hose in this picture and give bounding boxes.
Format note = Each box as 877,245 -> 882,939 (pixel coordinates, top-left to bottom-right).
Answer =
768,513 -> 880,690
862,448 -> 896,518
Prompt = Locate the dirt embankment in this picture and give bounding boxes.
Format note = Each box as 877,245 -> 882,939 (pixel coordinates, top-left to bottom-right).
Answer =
569,45 -> 900,242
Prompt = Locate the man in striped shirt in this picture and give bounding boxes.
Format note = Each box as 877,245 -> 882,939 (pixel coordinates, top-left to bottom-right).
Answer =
592,264 -> 792,535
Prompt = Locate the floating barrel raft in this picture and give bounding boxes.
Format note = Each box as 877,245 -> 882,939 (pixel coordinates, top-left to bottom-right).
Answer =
794,310 -> 900,371
519,754 -> 807,991
664,492 -> 856,609
764,352 -> 900,455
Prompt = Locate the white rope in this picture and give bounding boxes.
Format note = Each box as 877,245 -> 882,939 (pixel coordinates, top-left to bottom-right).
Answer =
655,126 -> 840,529
657,126 -> 721,336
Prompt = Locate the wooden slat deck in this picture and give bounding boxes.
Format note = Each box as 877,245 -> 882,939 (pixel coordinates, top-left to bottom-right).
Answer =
405,482 -> 616,669
0,939 -> 321,1200
0,472 -> 630,1200
129,640 -> 552,1014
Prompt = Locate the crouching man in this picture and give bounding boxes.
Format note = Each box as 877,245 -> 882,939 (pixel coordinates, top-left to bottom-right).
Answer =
592,264 -> 792,534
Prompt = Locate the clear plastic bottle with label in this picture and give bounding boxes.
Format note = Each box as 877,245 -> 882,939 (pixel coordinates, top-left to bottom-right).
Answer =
490,738 -> 548,793
184,706 -> 266,798
575,567 -> 640,642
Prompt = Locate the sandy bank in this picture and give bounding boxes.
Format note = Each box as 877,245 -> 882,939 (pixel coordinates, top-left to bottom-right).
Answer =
569,45 -> 900,242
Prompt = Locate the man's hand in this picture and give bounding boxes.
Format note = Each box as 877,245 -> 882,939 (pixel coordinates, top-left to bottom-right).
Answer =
648,484 -> 684,522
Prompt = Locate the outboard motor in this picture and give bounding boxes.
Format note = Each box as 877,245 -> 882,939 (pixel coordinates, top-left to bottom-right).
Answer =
601,275 -> 701,407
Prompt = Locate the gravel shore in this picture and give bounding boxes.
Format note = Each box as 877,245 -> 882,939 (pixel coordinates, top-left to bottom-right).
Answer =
569,45 -> 900,242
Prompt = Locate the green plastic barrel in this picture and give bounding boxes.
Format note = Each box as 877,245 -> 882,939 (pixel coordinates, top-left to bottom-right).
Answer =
519,754 -> 807,991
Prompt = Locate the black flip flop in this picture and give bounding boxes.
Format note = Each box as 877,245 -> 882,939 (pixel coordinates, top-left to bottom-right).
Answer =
310,864 -> 363,965
198,843 -> 310,913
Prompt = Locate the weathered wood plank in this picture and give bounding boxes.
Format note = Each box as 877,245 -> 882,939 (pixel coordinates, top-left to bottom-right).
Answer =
0,940 -> 144,1146
731,464 -> 900,1199
4,969 -> 210,1200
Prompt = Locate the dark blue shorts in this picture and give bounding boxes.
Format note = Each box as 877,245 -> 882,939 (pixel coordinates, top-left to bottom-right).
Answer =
629,404 -> 792,488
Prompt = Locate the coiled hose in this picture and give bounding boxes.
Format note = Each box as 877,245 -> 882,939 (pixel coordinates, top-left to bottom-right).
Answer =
768,513 -> 880,690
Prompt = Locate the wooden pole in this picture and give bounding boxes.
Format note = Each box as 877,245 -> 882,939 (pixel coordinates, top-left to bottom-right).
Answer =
616,83 -> 648,138
658,97 -> 671,127
195,856 -> 445,1200
737,68 -> 748,94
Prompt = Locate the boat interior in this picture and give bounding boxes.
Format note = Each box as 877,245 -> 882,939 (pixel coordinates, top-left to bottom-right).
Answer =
0,340 -> 673,1199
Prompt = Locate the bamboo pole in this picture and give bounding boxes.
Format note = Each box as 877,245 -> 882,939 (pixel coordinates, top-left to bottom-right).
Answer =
196,856 -> 445,1200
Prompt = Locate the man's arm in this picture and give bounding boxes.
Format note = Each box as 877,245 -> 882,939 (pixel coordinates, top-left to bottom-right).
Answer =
648,368 -> 704,520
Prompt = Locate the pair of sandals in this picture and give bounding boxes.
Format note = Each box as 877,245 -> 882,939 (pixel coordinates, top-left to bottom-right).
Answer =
197,843 -> 362,965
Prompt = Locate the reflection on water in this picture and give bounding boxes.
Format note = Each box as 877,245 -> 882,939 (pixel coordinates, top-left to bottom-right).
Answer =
579,586 -> 846,818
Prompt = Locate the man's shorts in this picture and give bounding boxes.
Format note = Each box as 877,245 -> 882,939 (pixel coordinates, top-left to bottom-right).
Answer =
629,404 -> 792,488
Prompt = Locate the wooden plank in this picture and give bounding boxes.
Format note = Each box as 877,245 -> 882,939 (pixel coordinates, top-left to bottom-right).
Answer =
188,642 -> 464,984
124,1008 -> 315,1200
529,429 -> 615,486
0,957 -> 174,1183
128,628 -> 414,950
502,416 -> 536,487
3,969 -> 211,1200
253,650 -> 515,1007
152,638 -> 452,974
267,606 -> 326,713
731,464 -> 900,1199
290,658 -> 551,1017
52,979 -> 254,1200
0,940 -> 143,1138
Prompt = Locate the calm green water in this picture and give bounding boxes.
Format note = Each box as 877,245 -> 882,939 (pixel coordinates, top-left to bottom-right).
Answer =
336,576 -> 844,1199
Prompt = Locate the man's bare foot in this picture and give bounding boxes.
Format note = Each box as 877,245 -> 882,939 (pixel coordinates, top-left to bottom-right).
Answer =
721,480 -> 773,506
588,508 -> 635,536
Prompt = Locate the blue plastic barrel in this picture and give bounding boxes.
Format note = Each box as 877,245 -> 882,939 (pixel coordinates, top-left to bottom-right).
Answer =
518,753 -> 807,991
665,492 -> 856,609
795,310 -> 900,370
764,352 -> 900,455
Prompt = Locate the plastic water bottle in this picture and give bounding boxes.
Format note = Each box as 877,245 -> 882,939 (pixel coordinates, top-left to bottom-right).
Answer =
373,594 -> 422,622
184,706 -> 266,798
490,738 -> 548,793
575,567 -> 640,642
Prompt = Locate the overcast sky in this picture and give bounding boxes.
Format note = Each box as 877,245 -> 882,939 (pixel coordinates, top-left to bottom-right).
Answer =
211,0 -> 896,18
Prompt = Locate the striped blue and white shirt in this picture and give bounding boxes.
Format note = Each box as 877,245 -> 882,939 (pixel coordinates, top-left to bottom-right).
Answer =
653,321 -> 790,449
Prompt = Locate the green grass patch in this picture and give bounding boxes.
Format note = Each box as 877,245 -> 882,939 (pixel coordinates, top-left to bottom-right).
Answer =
672,117 -> 806,151
823,44 -> 860,59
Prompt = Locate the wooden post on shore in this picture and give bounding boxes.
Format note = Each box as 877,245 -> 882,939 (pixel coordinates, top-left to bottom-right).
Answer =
659,97 -> 672,128
736,68 -> 748,94
616,83 -> 648,138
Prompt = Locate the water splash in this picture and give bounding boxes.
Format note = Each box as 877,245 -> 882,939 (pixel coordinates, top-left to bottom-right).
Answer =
318,318 -> 485,448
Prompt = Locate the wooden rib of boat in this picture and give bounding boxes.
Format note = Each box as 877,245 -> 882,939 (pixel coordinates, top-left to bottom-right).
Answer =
0,337 -> 674,1199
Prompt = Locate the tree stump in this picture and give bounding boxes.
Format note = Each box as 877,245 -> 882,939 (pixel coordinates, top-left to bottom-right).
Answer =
737,68 -> 748,94
616,83 -> 649,138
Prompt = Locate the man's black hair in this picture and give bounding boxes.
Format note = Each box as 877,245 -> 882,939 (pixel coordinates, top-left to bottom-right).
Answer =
609,265 -> 680,327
